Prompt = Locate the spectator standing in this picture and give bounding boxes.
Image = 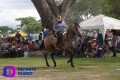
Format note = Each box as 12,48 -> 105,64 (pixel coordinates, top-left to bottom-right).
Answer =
7,30 -> 11,38
111,34 -> 117,57
27,33 -> 33,41
15,30 -> 22,44
39,32 -> 42,41
74,34 -> 81,48
81,31 -> 86,44
44,28 -> 50,39
93,31 -> 98,39
23,43 -> 29,57
87,30 -> 93,38
0,30 -> 3,40
107,30 -> 113,39
97,31 -> 103,47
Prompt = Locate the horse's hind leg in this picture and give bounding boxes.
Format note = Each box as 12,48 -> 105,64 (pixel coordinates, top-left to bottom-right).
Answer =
44,54 -> 50,67
50,53 -> 56,67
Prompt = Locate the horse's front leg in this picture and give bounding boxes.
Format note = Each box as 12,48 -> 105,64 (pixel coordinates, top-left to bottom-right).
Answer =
71,51 -> 75,67
50,52 -> 56,67
44,54 -> 50,67
67,50 -> 75,67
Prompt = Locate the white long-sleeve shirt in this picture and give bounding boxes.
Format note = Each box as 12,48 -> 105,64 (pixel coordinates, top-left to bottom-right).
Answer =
87,32 -> 93,37
0,34 -> 3,38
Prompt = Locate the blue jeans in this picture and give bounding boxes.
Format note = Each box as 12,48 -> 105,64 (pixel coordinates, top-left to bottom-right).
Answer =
57,32 -> 62,45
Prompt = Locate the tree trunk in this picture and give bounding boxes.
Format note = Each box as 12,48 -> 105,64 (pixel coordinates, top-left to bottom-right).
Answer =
31,0 -> 76,30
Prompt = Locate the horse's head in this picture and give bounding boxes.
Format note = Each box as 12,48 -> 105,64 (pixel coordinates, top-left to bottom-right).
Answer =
66,22 -> 80,40
74,22 -> 80,32
68,22 -> 80,32
71,22 -> 80,36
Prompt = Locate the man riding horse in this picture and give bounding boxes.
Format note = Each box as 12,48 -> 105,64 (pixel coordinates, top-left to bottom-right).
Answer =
53,15 -> 67,47
43,15 -> 80,67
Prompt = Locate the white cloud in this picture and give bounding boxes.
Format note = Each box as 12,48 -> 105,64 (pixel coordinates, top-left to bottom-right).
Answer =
0,9 -> 40,29
0,0 -> 40,29
0,0 -> 34,9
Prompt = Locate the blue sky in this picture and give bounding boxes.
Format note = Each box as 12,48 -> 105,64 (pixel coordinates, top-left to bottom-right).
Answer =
0,0 -> 40,29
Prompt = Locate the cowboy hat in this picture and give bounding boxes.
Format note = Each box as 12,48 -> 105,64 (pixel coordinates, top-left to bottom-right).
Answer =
12,46 -> 16,49
17,30 -> 20,32
93,39 -> 97,41
98,48 -> 102,50
57,15 -> 62,21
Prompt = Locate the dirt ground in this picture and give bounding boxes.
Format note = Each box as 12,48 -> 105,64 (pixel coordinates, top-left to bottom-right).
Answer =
0,71 -> 107,80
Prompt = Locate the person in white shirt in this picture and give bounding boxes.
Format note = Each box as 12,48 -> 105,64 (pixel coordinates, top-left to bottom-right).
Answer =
0,30 -> 3,41
87,30 -> 93,38
93,31 -> 98,39
74,34 -> 81,48
107,30 -> 113,39
1,39 -> 10,49
81,31 -> 86,44
7,30 -> 11,38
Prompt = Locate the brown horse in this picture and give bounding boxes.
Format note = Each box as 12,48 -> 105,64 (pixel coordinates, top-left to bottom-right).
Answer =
43,23 -> 80,67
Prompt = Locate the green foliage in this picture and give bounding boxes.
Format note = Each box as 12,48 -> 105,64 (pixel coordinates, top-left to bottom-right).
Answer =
101,0 -> 120,19
0,54 -> 120,80
66,0 -> 102,25
0,26 -> 13,33
16,17 -> 42,33
66,0 -> 120,25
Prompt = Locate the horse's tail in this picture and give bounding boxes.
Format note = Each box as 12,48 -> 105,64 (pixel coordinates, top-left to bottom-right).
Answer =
39,40 -> 45,50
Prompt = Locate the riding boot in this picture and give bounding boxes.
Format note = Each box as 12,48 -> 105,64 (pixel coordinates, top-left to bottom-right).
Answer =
56,32 -> 62,48
56,39 -> 60,47
56,37 -> 61,48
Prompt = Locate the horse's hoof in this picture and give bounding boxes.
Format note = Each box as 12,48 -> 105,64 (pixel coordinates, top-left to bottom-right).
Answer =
71,65 -> 75,68
54,65 -> 57,67
67,60 -> 71,63
47,65 -> 50,67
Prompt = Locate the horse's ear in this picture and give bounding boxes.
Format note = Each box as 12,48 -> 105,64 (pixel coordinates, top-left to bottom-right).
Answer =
74,22 -> 80,28
74,22 -> 77,25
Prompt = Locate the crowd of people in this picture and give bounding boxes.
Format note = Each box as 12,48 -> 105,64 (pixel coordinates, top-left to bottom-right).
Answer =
73,29 -> 120,57
0,29 -> 120,58
0,15 -> 120,58
0,30 -> 42,58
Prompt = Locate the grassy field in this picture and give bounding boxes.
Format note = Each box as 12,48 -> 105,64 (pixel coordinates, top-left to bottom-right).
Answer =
0,54 -> 120,80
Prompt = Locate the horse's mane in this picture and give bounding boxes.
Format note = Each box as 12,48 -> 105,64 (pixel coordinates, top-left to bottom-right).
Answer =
65,24 -> 76,40
66,25 -> 72,35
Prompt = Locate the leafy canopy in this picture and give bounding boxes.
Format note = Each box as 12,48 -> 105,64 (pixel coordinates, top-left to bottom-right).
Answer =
16,17 -> 42,33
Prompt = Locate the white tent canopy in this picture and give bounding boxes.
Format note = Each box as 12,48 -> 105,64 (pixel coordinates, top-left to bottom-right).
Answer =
79,14 -> 120,39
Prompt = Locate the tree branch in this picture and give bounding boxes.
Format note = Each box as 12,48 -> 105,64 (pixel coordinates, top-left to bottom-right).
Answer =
59,0 -> 77,19
31,0 -> 54,30
31,0 -> 77,30
46,0 -> 59,17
